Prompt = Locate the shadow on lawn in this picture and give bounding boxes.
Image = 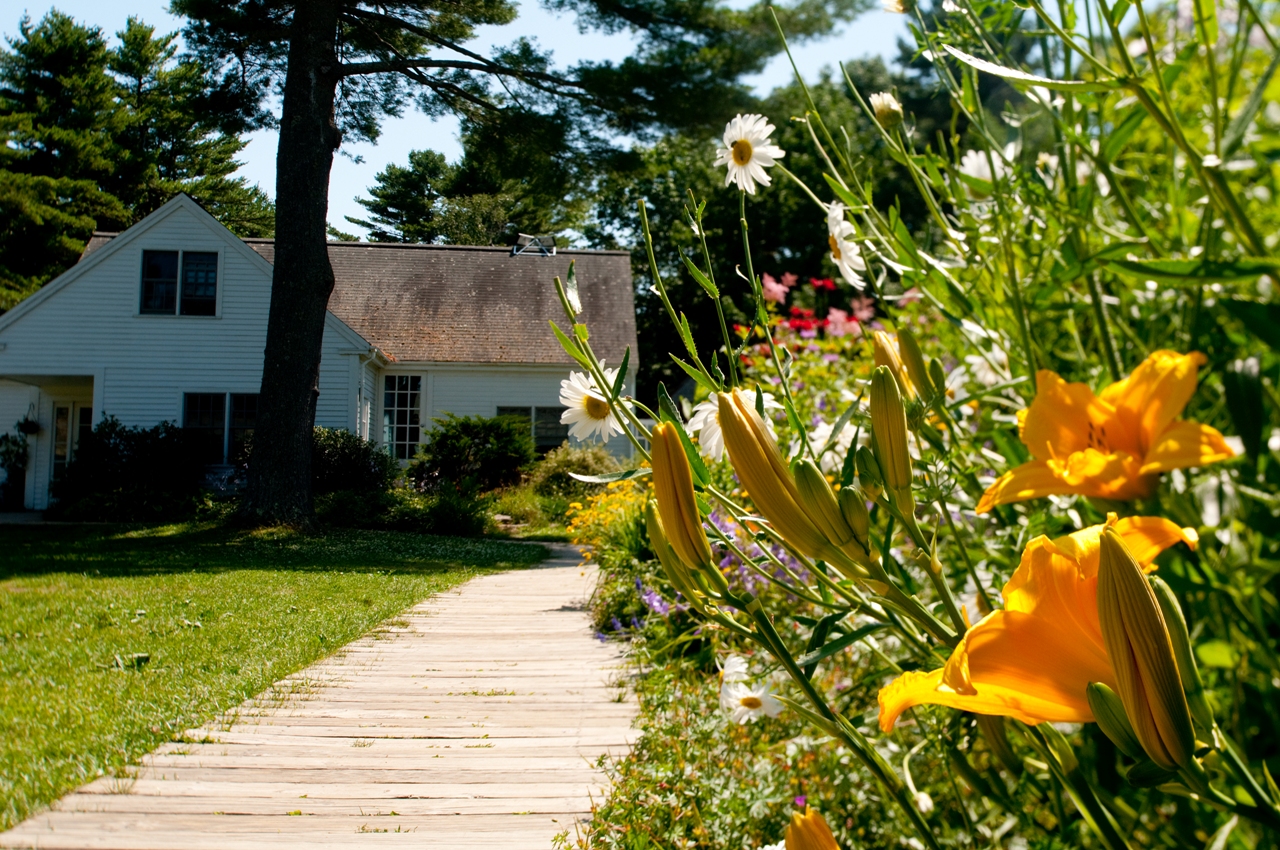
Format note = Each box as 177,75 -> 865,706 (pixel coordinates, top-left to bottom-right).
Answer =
0,522 -> 549,580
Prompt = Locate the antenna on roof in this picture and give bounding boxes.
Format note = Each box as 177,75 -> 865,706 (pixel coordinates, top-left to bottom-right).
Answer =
511,234 -> 557,257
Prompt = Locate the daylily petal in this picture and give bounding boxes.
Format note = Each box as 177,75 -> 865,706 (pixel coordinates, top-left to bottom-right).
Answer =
976,460 -> 1066,513
1103,351 -> 1206,455
878,516 -> 1197,733
1139,420 -> 1235,475
1047,449 -> 1156,500
1020,371 -> 1118,461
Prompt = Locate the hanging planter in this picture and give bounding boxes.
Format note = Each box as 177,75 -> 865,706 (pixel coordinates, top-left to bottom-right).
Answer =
16,417 -> 39,435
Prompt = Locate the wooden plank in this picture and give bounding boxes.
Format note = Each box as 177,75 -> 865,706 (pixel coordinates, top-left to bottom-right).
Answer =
0,549 -> 634,850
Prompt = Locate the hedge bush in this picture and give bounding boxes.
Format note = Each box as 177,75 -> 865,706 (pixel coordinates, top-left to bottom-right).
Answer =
407,414 -> 534,494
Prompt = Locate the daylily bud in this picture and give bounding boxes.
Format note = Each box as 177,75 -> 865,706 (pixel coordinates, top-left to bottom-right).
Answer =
717,391 -> 847,567
1149,576 -> 1215,733
645,501 -> 705,609
794,459 -> 874,570
837,487 -> 871,548
897,329 -> 933,400
928,358 -> 948,399
872,331 -> 914,398
1097,528 -> 1196,770
870,366 -> 915,517
785,807 -> 839,850
1087,682 -> 1144,760
650,422 -> 712,571
855,445 -> 883,500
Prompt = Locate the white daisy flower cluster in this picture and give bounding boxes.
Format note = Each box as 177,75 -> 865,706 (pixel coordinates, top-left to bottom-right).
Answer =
826,203 -> 866,290
714,114 -> 786,195
719,654 -> 782,724
558,363 -> 628,443
687,391 -> 781,461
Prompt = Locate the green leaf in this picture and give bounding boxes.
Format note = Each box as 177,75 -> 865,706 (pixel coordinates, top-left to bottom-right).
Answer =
1192,0 -> 1217,46
823,174 -> 862,210
670,355 -> 719,393
1224,50 -> 1280,157
1221,299 -> 1280,350
611,346 -> 631,400
681,254 -> 719,300
801,611 -> 848,678
1102,257 -> 1280,283
548,321 -> 589,366
1051,242 -> 1134,284
573,323 -> 589,341
1206,816 -> 1239,850
569,467 -> 652,484
1223,358 -> 1263,463
796,623 -> 887,667
820,400 -> 860,461
1195,639 -> 1238,669
943,46 -> 1118,92
563,260 -> 582,314
1109,0 -> 1130,25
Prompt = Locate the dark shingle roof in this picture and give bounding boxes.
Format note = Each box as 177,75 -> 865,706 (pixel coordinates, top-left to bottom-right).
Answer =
82,234 -> 637,366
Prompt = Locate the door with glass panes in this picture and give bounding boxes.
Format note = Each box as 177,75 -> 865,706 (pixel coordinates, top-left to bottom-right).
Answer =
50,401 -> 93,482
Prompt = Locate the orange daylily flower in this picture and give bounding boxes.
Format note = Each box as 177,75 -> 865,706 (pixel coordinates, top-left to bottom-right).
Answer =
877,515 -> 1197,732
976,351 -> 1233,513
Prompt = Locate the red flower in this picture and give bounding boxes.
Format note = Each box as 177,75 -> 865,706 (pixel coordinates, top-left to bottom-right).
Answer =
810,277 -> 837,291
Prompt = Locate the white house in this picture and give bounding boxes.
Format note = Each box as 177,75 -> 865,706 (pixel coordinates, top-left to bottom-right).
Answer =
0,194 -> 637,510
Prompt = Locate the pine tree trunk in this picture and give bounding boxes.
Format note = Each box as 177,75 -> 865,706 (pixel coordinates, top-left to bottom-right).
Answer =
239,1 -> 342,526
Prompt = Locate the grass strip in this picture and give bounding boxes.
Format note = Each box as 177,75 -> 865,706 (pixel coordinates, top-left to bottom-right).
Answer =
0,521 -> 546,830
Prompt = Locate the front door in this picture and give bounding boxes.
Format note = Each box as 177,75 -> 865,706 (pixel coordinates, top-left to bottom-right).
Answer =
51,402 -> 93,482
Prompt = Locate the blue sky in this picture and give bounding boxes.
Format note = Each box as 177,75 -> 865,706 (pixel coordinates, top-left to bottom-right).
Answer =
9,2 -> 909,233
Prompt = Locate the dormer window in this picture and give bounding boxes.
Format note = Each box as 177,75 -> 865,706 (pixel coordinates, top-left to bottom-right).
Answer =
140,250 -> 218,316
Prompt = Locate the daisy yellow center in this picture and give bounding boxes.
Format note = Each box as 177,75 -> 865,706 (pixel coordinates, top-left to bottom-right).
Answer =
731,139 -> 754,166
829,234 -> 842,260
739,696 -> 763,710
584,395 -> 611,421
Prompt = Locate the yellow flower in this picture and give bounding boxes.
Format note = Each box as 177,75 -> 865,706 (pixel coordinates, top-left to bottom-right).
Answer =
977,351 -> 1234,512
786,807 -> 840,850
650,422 -> 712,570
877,515 -> 1197,732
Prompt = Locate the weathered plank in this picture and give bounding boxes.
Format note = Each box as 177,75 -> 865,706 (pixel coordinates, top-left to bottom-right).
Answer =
0,546 -> 633,850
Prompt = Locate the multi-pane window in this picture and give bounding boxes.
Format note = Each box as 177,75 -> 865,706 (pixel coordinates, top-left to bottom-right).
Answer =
140,250 -> 179,314
184,393 -> 226,465
183,392 -> 259,465
51,404 -> 93,480
140,250 -> 218,315
181,252 -> 218,316
498,405 -> 569,453
383,375 -> 422,460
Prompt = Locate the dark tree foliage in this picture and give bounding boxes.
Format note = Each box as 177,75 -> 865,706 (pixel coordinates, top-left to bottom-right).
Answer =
0,11 -> 274,310
172,0 -> 871,524
587,57 -> 957,401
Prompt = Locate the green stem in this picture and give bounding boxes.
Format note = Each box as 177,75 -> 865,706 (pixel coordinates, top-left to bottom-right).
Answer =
1086,272 -> 1123,382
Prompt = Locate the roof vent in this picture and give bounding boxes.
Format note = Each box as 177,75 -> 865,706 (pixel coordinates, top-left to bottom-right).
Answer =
511,234 -> 557,257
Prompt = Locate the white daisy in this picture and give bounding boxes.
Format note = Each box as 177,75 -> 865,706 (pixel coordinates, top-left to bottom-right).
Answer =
868,92 -> 904,127
721,654 -> 750,684
958,149 -> 1009,184
688,391 -> 781,461
720,680 -> 783,724
559,365 -> 626,443
826,203 -> 866,289
761,842 -> 786,850
714,114 -> 785,195
800,417 -> 862,474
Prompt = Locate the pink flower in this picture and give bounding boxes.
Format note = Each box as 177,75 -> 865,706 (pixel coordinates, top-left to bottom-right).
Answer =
849,294 -> 877,322
897,287 -> 922,305
762,273 -> 790,303
781,272 -> 799,289
826,307 -> 860,337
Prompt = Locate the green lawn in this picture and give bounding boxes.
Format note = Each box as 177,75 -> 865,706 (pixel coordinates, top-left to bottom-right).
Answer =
0,522 -> 547,831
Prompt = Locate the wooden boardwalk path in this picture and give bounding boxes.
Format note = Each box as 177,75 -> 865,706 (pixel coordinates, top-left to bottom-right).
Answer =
1,546 -> 634,849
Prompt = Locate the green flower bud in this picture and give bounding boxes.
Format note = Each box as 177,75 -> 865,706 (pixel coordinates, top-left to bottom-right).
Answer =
1149,576 -> 1215,733
1087,682 -> 1144,760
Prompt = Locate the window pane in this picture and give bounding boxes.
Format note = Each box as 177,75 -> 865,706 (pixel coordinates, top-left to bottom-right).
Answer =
183,392 -> 226,465
229,394 -> 258,462
141,250 -> 178,314
180,252 -> 218,316
382,375 -> 423,460
534,406 -> 570,453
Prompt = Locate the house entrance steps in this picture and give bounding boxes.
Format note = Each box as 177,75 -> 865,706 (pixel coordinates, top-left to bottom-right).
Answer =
0,545 -> 635,849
